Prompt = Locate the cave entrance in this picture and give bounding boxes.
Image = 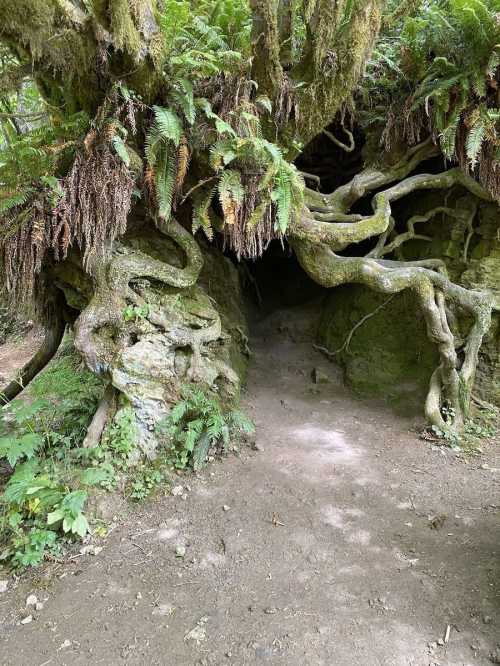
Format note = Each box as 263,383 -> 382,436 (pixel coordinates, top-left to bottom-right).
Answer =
240,240 -> 327,319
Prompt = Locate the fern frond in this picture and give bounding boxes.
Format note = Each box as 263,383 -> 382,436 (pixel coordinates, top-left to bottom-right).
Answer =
192,186 -> 216,240
155,142 -> 177,219
111,135 -> 130,167
0,188 -> 35,214
466,120 -> 486,168
218,169 -> 243,225
151,106 -> 183,147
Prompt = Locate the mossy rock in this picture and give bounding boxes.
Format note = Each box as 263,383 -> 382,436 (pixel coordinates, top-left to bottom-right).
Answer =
318,285 -> 439,411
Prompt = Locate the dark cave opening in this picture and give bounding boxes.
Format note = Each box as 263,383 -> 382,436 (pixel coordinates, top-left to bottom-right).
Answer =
240,240 -> 327,317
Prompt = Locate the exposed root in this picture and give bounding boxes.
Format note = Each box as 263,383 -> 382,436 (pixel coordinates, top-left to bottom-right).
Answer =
74,218 -> 204,374
82,383 -> 117,448
290,141 -> 495,432
0,301 -> 65,404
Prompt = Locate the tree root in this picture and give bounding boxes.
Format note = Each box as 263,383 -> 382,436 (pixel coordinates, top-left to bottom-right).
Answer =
0,305 -> 65,405
82,384 -> 117,448
74,218 -> 204,374
290,143 -> 495,433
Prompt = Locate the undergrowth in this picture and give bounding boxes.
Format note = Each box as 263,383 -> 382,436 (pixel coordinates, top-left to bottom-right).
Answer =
156,384 -> 254,471
0,359 -> 252,569
428,402 -> 499,453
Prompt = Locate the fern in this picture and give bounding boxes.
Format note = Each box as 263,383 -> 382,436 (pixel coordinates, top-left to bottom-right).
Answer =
145,106 -> 184,219
218,169 -> 243,225
171,78 -> 196,125
111,134 -> 130,167
192,186 -> 216,240
466,119 -> 487,168
156,384 -> 254,470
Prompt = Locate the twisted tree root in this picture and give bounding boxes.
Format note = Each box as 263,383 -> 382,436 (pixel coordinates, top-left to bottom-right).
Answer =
74,218 -> 205,374
291,241 -> 492,433
290,143 -> 494,432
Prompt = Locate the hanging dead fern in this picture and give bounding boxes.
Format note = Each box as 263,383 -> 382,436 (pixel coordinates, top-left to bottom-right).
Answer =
53,142 -> 134,272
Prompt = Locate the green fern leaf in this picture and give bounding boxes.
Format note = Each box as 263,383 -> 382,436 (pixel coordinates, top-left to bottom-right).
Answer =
152,106 -> 183,147
466,121 -> 486,168
111,135 -> 130,167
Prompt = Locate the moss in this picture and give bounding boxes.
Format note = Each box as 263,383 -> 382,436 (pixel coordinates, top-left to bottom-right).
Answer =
318,285 -> 439,410
198,244 -> 249,384
109,0 -> 141,57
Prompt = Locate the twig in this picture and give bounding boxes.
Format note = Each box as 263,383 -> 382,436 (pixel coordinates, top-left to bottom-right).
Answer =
314,294 -> 396,358
322,127 -> 355,153
179,176 -> 218,205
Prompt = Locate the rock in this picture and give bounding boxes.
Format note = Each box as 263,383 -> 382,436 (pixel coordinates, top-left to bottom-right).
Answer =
311,368 -> 329,384
35,602 -> 44,611
0,580 -> 8,593
184,616 -> 209,644
171,485 -> 184,497
222,505 -> 231,512
25,594 -> 38,607
175,545 -> 186,558
152,603 -> 175,617
79,545 -> 103,556
489,649 -> 500,664
20,615 -> 33,625
59,639 -> 72,649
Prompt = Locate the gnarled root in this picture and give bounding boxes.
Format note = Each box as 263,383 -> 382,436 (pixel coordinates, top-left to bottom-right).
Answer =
70,217 -> 238,456
292,240 -> 492,433
290,139 -> 495,434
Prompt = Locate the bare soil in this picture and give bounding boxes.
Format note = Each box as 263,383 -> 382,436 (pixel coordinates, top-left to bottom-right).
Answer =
0,329 -> 41,386
1,308 -> 499,666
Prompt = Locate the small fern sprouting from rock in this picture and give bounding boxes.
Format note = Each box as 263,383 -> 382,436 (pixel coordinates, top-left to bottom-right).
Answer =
156,384 -> 254,471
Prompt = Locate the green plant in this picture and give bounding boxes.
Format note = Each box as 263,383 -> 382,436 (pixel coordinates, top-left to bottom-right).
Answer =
100,407 -> 138,468
123,303 -> 151,321
364,0 -> 500,197
128,466 -> 164,501
156,384 -> 254,470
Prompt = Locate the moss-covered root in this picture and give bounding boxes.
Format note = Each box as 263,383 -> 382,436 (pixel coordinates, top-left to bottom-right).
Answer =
74,218 -> 204,374
292,239 -> 493,433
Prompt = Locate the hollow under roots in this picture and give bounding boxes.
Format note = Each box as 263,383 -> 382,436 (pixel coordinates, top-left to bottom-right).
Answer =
289,141 -> 496,433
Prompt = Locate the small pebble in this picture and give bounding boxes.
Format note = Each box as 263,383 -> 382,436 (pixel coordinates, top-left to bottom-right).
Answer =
20,615 -> 33,625
25,594 -> 38,607
175,545 -> 186,558
223,505 -> 231,512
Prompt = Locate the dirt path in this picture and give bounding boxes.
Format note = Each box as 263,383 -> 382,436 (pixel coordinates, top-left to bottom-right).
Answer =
0,330 -> 41,386
1,311 -> 499,666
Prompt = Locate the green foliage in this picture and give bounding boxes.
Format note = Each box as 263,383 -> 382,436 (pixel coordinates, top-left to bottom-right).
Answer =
158,0 -> 251,78
365,0 -> 500,185
123,302 -> 150,321
128,466 -> 164,501
156,384 -> 254,470
0,110 -> 89,215
0,348 -> 105,568
100,407 -> 138,470
145,105 -> 183,219
430,402 -> 498,452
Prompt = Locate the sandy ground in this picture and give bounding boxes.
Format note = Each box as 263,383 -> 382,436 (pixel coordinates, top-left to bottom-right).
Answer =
0,309 -> 499,666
